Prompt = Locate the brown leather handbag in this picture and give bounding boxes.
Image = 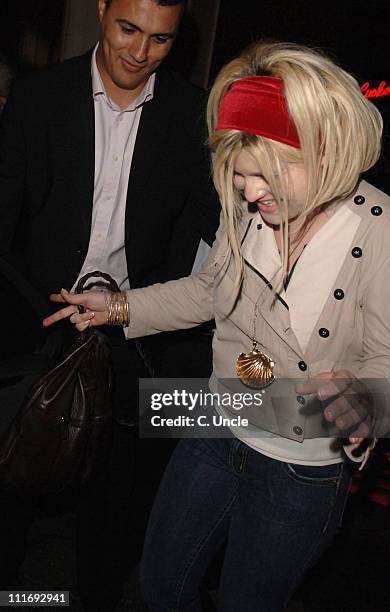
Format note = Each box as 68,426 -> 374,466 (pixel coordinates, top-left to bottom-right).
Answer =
0,270 -> 117,498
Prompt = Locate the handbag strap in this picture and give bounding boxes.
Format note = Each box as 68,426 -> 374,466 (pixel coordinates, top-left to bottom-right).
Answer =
74,271 -> 121,295
74,271 -> 121,320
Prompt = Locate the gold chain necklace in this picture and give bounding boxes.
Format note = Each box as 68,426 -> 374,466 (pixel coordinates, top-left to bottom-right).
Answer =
236,218 -> 314,389
236,286 -> 275,389
279,215 -> 317,268
236,214 -> 324,388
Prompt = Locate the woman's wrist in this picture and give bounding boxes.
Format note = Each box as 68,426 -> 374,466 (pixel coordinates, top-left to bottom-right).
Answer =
104,291 -> 130,327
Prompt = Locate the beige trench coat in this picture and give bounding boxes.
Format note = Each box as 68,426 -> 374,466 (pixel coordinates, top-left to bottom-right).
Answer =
126,181 -> 390,463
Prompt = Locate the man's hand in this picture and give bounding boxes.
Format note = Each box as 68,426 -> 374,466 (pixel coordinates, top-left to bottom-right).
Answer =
295,370 -> 372,444
43,289 -> 108,331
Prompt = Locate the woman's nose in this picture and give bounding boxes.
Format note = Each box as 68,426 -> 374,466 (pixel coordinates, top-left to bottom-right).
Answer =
244,180 -> 268,203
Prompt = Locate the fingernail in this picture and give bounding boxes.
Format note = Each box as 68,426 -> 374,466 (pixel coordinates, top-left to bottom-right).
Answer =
89,312 -> 95,319
325,408 -> 334,420
318,387 -> 327,400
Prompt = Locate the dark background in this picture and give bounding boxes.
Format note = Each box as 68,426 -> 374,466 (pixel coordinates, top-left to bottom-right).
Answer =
210,0 -> 390,190
0,0 -> 64,71
1,0 -> 389,88
0,0 -> 389,189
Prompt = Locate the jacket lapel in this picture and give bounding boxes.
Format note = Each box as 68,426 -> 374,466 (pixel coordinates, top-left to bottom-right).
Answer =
53,52 -> 95,245
240,198 -> 362,358
284,202 -> 361,353
127,70 -> 172,206
246,265 -> 303,359
70,57 -> 95,241
241,211 -> 281,286
77,72 -> 95,236
239,214 -> 303,357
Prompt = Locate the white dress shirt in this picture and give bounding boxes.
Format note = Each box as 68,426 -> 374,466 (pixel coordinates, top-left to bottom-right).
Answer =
74,44 -> 155,291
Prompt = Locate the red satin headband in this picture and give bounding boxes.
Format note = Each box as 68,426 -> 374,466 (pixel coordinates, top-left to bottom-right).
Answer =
216,76 -> 301,148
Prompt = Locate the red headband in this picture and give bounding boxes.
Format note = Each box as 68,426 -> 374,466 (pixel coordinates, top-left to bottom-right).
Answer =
216,76 -> 301,148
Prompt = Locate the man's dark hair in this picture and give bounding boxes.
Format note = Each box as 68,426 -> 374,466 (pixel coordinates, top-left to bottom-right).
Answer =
105,0 -> 187,8
0,57 -> 12,97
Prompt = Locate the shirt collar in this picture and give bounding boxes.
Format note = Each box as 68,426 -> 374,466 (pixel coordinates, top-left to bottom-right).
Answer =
91,43 -> 155,112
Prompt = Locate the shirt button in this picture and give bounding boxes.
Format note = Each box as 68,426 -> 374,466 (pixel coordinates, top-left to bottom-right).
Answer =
319,328 -> 330,338
371,206 -> 382,216
114,155 -> 119,162
352,247 -> 362,258
297,396 -> 306,406
293,426 -> 303,436
354,195 -> 365,205
298,361 -> 307,372
334,288 -> 344,300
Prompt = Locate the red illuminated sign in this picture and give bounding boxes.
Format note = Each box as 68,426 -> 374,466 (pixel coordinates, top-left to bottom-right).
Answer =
360,81 -> 390,98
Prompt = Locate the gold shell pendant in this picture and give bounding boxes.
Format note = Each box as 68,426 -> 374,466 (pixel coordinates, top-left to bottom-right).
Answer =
236,346 -> 275,389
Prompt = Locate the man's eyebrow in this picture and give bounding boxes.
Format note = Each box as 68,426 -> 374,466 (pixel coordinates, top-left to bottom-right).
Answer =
116,19 -> 175,38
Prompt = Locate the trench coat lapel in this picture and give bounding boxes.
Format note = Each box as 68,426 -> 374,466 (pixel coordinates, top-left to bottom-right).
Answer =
239,204 -> 362,358
240,216 -> 303,357
241,211 -> 281,285
283,202 -> 361,352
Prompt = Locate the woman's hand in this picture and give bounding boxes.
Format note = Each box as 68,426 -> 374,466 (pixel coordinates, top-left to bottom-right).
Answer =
43,288 -> 109,331
295,370 -> 372,444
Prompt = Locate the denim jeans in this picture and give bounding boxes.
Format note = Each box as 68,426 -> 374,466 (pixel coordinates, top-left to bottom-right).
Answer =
140,437 -> 351,612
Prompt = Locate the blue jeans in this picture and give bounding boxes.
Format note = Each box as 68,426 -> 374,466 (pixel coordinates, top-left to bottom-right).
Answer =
140,438 -> 351,612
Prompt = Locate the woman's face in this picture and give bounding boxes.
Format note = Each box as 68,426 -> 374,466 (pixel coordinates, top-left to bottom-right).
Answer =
233,148 -> 308,227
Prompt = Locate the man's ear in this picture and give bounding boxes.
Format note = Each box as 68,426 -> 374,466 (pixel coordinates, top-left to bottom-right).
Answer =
97,0 -> 108,23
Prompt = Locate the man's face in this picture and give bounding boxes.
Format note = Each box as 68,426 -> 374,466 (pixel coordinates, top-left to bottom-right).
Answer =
97,0 -> 183,98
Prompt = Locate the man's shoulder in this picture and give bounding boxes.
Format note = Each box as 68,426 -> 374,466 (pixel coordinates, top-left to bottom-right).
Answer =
11,51 -> 92,98
155,67 -> 206,108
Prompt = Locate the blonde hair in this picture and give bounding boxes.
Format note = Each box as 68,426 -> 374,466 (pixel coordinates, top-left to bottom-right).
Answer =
207,41 -> 383,290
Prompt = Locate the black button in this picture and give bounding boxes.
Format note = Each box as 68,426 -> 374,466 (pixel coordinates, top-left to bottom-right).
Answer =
297,395 -> 306,406
371,206 -> 382,216
354,195 -> 365,205
257,223 -> 263,230
334,289 -> 344,300
319,328 -> 330,338
298,361 -> 307,371
352,247 -> 362,258
293,426 -> 303,436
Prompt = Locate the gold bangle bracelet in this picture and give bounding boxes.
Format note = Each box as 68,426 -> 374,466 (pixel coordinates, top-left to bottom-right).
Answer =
104,292 -> 130,327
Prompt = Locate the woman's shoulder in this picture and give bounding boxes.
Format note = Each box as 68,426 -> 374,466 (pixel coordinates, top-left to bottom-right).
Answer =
341,180 -> 390,236
350,180 -> 390,216
344,181 -> 390,264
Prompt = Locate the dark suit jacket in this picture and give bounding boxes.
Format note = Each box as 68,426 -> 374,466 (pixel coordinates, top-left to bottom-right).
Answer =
0,51 -> 219,375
